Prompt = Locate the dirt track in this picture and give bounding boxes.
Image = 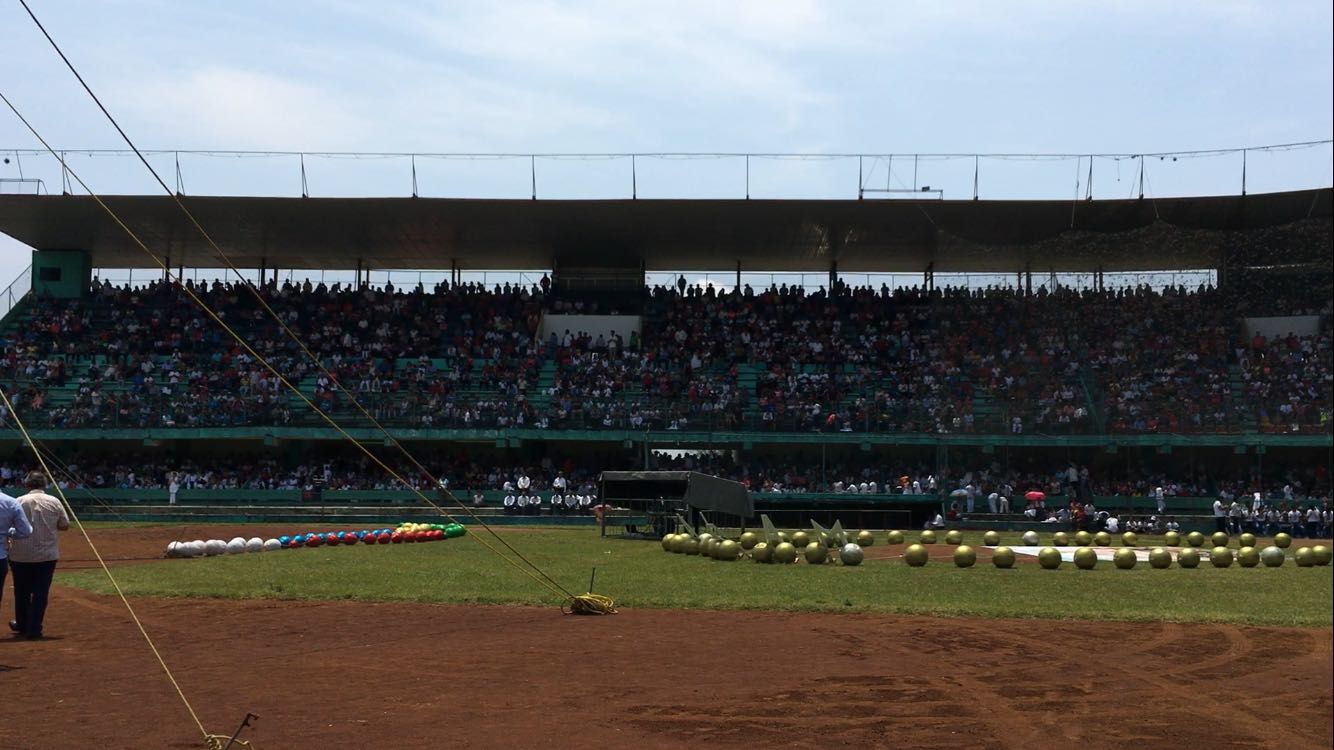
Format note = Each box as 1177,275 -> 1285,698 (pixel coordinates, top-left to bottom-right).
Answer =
0,527 -> 1330,749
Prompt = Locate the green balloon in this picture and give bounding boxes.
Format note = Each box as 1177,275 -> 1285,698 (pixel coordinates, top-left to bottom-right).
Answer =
1295,547 -> 1316,567
1094,531 -> 1112,547
1053,532 -> 1070,547
856,530 -> 875,547
1148,547 -> 1172,569
1260,545 -> 1285,567
944,530 -> 963,545
718,540 -> 741,561
697,533 -> 714,549
791,531 -> 811,548
1312,545 -> 1332,566
1074,547 -> 1098,569
661,534 -> 674,552
739,531 -> 759,550
1038,547 -> 1062,569
684,538 -> 700,556
1164,531 -> 1181,547
991,546 -> 1016,568
1177,548 -> 1201,568
904,543 -> 929,567
1074,531 -> 1093,547
953,545 -> 977,568
1113,548 -> 1137,569
1236,546 -> 1259,568
1211,532 -> 1229,548
920,530 -> 937,545
773,542 -> 798,564
1239,533 -> 1257,548
983,531 -> 1001,547
1210,546 -> 1233,568
751,542 -> 771,563
669,534 -> 688,553
803,541 -> 829,565
887,530 -> 905,545
777,532 -> 791,545
1274,533 -> 1292,549
1186,532 -> 1205,547
1121,532 -> 1139,547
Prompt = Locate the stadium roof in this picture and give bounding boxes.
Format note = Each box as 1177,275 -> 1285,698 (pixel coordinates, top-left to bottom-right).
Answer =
0,188 -> 1328,273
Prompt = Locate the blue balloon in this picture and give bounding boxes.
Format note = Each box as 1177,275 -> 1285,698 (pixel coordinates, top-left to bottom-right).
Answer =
278,535 -> 290,545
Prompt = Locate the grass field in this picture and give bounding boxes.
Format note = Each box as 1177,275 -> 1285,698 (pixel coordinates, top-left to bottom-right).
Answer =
59,527 -> 1334,627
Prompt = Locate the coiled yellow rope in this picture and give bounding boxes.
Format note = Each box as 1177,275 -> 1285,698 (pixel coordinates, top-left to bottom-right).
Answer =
564,593 -> 618,615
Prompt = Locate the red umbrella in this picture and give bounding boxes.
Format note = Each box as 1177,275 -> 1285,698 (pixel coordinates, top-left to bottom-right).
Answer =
1024,490 -> 1046,503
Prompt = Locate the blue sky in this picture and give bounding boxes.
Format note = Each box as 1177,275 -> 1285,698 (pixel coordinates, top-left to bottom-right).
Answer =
1,0 -> 1331,285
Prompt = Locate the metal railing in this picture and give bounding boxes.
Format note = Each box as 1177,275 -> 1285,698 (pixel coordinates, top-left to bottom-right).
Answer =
0,265 -> 31,322
3,141 -> 1330,201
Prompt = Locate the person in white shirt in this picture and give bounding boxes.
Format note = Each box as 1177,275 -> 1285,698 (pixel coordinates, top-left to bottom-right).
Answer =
964,484 -> 976,513
515,494 -> 529,515
563,494 -> 578,513
987,492 -> 999,514
1154,487 -> 1166,515
1105,515 -> 1120,534
168,472 -> 180,506
516,473 -> 531,493
1305,506 -> 1320,538
8,472 -> 69,639
502,494 -> 517,514
552,474 -> 568,494
579,494 -> 593,514
998,495 -> 1010,514
1228,500 -> 1245,535
1212,497 -> 1228,534
1165,517 -> 1180,533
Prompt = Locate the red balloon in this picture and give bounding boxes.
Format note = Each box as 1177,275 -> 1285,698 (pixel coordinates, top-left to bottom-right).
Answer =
343,534 -> 358,546
326,535 -> 341,546
390,533 -> 403,544
305,537 -> 322,547
377,533 -> 392,544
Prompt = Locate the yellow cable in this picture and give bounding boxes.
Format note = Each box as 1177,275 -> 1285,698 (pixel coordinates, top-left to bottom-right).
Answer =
0,90 -> 597,609
0,388 -> 215,747
12,1 -> 582,599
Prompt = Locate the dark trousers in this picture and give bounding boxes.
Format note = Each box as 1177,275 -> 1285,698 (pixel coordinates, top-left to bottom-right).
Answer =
10,560 -> 57,637
0,558 -> 7,611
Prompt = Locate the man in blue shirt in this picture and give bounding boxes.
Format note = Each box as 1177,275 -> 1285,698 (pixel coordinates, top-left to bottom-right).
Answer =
1,490 -> 35,614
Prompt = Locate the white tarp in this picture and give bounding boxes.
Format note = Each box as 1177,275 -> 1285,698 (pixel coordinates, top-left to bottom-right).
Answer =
540,314 -> 641,345
1243,315 -> 1321,339
1008,546 -> 1211,562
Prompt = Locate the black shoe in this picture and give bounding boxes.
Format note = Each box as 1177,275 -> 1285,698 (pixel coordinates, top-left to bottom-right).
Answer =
7,621 -> 18,634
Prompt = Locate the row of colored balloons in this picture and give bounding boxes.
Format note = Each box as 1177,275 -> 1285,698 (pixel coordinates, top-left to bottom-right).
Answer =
164,523 -> 466,557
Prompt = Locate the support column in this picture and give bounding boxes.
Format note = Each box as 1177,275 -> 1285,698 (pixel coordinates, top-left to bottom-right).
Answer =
735,260 -> 741,293
164,255 -> 171,281
828,260 -> 838,291
924,262 -> 935,292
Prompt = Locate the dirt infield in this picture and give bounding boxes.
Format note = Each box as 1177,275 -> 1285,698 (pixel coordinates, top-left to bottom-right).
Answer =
1,527 -> 1330,749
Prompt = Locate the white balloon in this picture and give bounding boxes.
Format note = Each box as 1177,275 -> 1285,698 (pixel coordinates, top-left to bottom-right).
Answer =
184,541 -> 204,557
165,541 -> 181,558
261,538 -> 282,551
204,540 -> 227,556
225,539 -> 247,555
245,537 -> 264,552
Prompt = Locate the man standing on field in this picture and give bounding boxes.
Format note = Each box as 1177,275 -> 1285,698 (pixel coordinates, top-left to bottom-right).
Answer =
8,472 -> 69,640
1,489 -> 34,616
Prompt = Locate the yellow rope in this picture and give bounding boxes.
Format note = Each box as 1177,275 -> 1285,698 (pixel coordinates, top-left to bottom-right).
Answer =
0,92 -> 570,604
563,593 -> 618,616
10,1 -> 585,603
0,89 -> 607,615
0,388 -> 217,747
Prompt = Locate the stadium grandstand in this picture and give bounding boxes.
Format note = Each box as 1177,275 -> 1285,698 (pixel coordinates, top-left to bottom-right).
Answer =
1,186 -> 1330,532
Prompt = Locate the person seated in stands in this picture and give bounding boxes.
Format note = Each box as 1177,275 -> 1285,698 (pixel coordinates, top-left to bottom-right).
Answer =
1164,516 -> 1180,533
563,493 -> 578,514
578,493 -> 593,514
503,493 -> 517,514
1103,513 -> 1119,534
515,493 -> 529,515
925,512 -> 946,529
471,491 -> 485,508
548,493 -> 563,514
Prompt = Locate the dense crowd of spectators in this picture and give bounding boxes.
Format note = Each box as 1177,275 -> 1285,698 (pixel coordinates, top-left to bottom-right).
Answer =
2,276 -> 1331,434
